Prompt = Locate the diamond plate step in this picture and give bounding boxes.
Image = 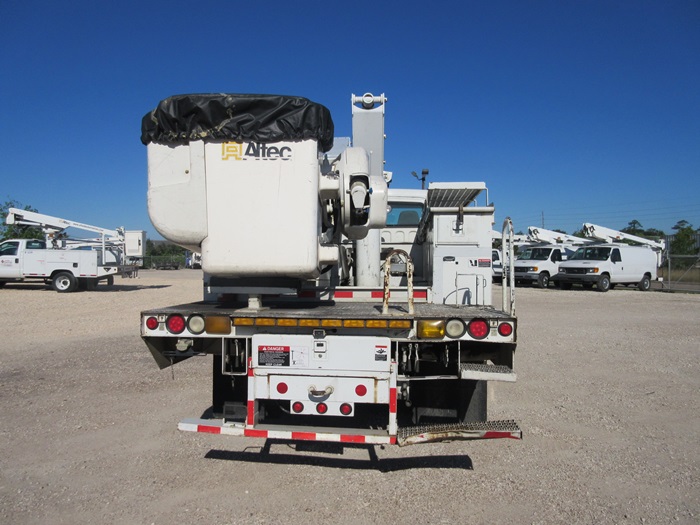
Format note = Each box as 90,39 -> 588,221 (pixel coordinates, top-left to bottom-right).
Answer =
460,363 -> 516,382
397,419 -> 522,446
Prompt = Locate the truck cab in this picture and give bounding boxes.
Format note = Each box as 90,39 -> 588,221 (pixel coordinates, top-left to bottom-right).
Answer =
0,239 -> 47,282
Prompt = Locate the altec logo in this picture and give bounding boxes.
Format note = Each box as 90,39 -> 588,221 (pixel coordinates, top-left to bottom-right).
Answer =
222,142 -> 292,161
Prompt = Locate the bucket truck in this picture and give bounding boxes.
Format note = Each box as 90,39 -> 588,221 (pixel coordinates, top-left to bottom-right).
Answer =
1,209 -> 145,292
139,92 -> 521,448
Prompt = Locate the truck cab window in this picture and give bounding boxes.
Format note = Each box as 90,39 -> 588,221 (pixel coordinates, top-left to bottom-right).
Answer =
386,204 -> 423,227
0,241 -> 19,256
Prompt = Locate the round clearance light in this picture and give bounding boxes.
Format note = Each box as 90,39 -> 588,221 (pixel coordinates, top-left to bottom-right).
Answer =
316,403 -> 328,415
166,314 -> 186,334
340,403 -> 353,416
292,402 -> 304,413
445,318 -> 467,338
187,315 -> 206,334
467,318 -> 489,340
355,384 -> 367,397
145,316 -> 159,330
498,322 -> 513,337
276,382 -> 289,394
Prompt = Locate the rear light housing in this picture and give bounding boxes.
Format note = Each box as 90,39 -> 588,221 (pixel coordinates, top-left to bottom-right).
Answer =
498,322 -> 513,337
316,403 -> 328,414
339,403 -> 353,416
187,315 -> 206,334
467,318 -> 489,339
145,316 -> 159,330
445,318 -> 466,338
166,314 -> 186,334
417,320 -> 445,339
292,402 -> 304,413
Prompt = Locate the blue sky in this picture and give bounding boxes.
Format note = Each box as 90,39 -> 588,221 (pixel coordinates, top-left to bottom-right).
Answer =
1,0 -> 698,239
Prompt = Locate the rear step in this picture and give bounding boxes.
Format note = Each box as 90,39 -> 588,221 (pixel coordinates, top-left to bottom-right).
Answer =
460,363 -> 516,382
397,420 -> 521,446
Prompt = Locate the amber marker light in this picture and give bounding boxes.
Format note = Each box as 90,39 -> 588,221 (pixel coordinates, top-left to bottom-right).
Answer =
207,316 -> 232,334
417,319 -> 445,339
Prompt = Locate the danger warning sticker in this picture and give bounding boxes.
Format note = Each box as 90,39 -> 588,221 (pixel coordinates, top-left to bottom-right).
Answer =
375,345 -> 388,362
258,345 -> 290,367
478,258 -> 491,268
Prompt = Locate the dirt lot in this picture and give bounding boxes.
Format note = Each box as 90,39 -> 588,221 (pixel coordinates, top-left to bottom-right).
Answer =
1,271 -> 698,525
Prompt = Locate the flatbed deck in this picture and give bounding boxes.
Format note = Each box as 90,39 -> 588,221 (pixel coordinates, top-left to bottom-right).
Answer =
142,300 -> 513,321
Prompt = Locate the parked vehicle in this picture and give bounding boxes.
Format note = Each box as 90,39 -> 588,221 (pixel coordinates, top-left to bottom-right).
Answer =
514,244 -> 575,288
552,243 -> 658,292
2,210 -> 144,292
185,251 -> 202,269
492,249 -> 503,282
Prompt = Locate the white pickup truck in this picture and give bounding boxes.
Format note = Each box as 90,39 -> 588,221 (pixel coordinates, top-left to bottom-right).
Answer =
0,238 -> 126,292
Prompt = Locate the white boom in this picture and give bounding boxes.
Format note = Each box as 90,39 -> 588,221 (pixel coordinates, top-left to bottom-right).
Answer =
527,226 -> 591,245
5,207 -> 146,260
6,208 -> 122,240
582,223 -> 665,251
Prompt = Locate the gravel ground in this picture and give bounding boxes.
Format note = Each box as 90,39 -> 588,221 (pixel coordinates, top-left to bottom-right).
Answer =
1,271 -> 698,525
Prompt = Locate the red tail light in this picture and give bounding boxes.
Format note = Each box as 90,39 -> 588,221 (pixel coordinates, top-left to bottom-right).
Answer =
145,316 -> 159,330
166,314 -> 186,334
355,384 -> 367,397
292,402 -> 304,413
316,403 -> 328,414
339,403 -> 353,416
498,322 -> 513,337
276,382 -> 288,394
467,319 -> 489,339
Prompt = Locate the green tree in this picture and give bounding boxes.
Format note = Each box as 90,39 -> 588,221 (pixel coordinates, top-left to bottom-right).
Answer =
622,220 -> 643,235
0,199 -> 43,240
146,240 -> 186,256
643,227 -> 665,239
670,221 -> 698,256
571,226 -> 587,239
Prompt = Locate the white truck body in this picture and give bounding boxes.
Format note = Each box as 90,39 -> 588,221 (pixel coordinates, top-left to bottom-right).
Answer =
139,92 -> 521,447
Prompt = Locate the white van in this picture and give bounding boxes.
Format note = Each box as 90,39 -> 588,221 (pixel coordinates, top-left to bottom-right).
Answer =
513,244 -> 575,288
552,243 -> 658,292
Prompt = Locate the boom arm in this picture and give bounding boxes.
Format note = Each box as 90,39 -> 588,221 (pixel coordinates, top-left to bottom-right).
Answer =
6,208 -> 122,240
582,223 -> 665,251
527,226 -> 590,245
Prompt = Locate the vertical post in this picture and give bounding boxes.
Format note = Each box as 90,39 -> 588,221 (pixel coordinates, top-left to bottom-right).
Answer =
352,93 -> 387,287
